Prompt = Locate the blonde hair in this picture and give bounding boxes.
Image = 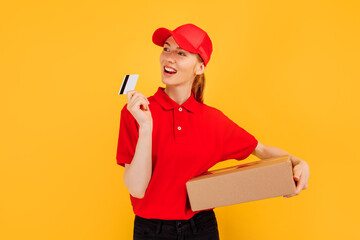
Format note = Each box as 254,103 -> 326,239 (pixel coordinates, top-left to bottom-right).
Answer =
191,54 -> 206,103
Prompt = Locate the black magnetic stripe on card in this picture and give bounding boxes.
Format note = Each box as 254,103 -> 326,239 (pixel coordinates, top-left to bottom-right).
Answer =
120,75 -> 129,94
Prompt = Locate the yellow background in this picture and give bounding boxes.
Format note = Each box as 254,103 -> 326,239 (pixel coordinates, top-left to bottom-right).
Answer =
1,0 -> 359,239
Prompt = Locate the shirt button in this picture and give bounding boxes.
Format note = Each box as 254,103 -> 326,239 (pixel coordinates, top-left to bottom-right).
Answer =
177,126 -> 181,130
179,107 -> 183,111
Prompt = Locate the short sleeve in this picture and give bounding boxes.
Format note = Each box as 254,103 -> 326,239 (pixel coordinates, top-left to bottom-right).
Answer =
220,112 -> 258,161
116,104 -> 139,167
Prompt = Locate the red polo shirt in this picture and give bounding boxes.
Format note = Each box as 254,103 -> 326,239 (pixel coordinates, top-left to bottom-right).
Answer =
116,87 -> 258,220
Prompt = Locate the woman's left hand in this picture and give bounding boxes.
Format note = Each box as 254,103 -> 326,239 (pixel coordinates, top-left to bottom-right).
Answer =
283,159 -> 310,198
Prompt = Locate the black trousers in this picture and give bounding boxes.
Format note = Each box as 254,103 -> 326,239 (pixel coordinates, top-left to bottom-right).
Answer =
133,210 -> 220,240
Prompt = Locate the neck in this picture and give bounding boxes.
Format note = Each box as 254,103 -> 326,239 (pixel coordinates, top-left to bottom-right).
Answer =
164,84 -> 192,105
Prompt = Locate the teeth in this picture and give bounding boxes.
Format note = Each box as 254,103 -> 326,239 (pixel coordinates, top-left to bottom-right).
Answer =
165,67 -> 177,73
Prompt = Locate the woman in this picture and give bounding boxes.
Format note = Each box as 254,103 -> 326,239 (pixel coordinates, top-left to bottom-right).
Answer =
116,23 -> 310,240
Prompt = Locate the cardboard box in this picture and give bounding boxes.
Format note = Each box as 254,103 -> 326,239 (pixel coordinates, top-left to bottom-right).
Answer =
186,155 -> 297,211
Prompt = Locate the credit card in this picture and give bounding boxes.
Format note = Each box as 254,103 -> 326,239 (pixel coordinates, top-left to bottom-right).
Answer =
118,74 -> 139,95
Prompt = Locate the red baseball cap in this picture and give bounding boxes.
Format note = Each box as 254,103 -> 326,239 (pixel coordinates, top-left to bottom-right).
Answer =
152,23 -> 213,67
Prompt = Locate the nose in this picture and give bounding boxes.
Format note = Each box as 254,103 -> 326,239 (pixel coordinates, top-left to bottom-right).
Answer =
165,51 -> 176,63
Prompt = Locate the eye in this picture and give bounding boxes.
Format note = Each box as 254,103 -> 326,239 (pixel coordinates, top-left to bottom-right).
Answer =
163,47 -> 169,51
178,52 -> 186,56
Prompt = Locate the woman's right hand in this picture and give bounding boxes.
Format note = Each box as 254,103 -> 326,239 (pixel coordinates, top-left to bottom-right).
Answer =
126,90 -> 153,128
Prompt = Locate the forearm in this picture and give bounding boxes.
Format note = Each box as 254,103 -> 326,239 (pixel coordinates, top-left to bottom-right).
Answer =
123,125 -> 152,198
256,144 -> 302,167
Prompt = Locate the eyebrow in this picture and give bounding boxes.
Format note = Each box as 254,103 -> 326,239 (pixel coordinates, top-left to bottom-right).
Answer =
164,41 -> 183,50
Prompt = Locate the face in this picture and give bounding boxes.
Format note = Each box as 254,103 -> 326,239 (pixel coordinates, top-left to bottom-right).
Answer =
159,36 -> 205,88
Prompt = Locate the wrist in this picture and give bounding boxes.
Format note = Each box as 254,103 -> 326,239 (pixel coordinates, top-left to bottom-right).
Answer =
139,124 -> 153,133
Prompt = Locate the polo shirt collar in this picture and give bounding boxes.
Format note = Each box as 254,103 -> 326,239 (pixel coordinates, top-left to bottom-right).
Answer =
153,87 -> 199,113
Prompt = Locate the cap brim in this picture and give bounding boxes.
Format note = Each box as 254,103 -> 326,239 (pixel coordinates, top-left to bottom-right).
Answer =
152,28 -> 172,47
152,27 -> 197,54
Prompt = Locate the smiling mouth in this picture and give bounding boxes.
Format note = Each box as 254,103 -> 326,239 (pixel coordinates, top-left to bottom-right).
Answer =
164,66 -> 177,74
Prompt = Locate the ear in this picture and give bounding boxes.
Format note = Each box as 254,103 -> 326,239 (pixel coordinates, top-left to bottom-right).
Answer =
195,62 -> 205,75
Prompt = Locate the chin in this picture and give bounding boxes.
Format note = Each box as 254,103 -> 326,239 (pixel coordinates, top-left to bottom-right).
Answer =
161,77 -> 177,86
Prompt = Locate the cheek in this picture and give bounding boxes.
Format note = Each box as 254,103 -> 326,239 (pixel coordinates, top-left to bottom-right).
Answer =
179,62 -> 196,76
